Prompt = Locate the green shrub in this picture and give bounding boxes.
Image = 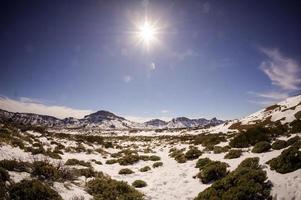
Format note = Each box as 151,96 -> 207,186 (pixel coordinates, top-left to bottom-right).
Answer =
105,159 -> 118,165
267,146 -> 301,174
0,167 -> 9,182
185,147 -> 202,160
197,161 -> 228,184
118,154 -> 140,166
290,119 -> 301,133
237,157 -> 260,169
224,149 -> 242,159
175,153 -> 187,163
149,155 -> 161,161
193,134 -> 226,147
0,159 -> 31,172
229,126 -> 270,148
195,158 -> 211,169
72,167 -> 97,178
252,141 -> 271,153
32,161 -> 60,181
169,148 -> 187,163
132,180 -> 147,188
65,159 -> 91,167
153,162 -> 163,168
140,166 -> 151,172
213,146 -> 229,154
9,179 -> 62,200
272,140 -> 288,150
287,136 -> 300,146
87,176 -> 144,200
119,168 -> 134,175
195,157 -> 271,200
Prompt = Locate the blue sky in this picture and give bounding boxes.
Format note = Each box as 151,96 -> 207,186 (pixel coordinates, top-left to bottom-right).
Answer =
0,0 -> 301,121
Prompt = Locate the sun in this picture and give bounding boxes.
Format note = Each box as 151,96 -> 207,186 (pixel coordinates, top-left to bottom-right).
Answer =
135,19 -> 159,50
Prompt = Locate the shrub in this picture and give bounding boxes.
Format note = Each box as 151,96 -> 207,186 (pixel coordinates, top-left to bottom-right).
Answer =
224,149 -> 242,159
9,179 -> 62,200
197,161 -> 228,184
193,134 -> 226,147
169,148 -> 187,163
119,168 -> 134,175
132,180 -> 147,188
267,146 -> 301,174
0,167 -> 9,182
272,140 -> 288,150
175,153 -> 187,163
72,167 -> 97,178
32,161 -> 60,181
237,157 -> 260,169
195,158 -> 211,169
185,147 -> 202,160
195,158 -> 271,200
252,141 -> 271,153
153,162 -> 163,168
287,136 -> 300,146
65,159 -> 91,167
149,155 -> 161,161
105,159 -> 118,165
229,126 -> 270,148
213,146 -> 229,154
87,177 -> 144,200
140,166 -> 151,172
118,154 -> 140,166
290,119 -> 301,133
0,159 -> 31,172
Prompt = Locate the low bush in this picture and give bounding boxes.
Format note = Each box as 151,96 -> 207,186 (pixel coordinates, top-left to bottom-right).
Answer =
169,148 -> 187,163
193,134 -> 226,147
252,141 -> 271,153
224,149 -> 242,159
195,158 -> 211,169
287,136 -> 300,146
72,167 -> 98,178
105,159 -> 118,165
132,180 -> 147,188
229,126 -> 270,148
119,168 -> 134,175
140,166 -> 151,172
0,159 -> 31,172
290,119 -> 301,133
185,147 -> 202,160
149,155 -> 161,161
267,146 -> 301,174
272,140 -> 288,150
197,161 -> 228,184
65,159 -> 91,167
195,157 -> 272,200
87,176 -> 144,200
9,179 -> 62,200
237,157 -> 260,169
153,162 -> 163,168
0,167 -> 9,182
118,154 -> 140,166
213,146 -> 229,154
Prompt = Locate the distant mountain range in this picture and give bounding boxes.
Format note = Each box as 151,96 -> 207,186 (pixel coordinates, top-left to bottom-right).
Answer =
0,109 -> 224,129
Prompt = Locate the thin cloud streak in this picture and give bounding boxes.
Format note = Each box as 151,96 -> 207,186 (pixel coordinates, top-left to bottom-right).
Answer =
0,96 -> 92,119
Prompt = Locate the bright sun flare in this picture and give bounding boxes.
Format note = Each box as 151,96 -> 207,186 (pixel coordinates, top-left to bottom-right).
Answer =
136,19 -> 159,50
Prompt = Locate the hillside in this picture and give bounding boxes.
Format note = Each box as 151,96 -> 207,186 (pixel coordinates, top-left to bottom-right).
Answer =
0,95 -> 300,200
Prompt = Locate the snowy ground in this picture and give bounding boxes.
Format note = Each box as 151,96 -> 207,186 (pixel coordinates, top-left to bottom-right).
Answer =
0,128 -> 300,200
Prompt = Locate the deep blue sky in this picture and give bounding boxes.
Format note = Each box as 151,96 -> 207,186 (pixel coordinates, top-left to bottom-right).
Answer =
0,0 -> 301,120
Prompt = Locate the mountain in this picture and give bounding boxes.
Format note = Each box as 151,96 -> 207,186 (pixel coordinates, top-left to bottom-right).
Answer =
0,108 -> 223,130
210,94 -> 301,133
166,117 -> 224,128
144,119 -> 168,128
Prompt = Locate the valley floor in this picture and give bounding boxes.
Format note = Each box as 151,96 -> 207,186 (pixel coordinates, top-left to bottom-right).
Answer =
0,128 -> 300,200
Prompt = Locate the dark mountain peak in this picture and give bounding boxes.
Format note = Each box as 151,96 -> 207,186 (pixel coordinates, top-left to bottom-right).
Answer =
83,110 -> 125,122
144,119 -> 167,126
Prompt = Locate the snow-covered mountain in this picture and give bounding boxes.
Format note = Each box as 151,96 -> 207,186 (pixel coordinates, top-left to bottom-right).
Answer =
210,94 -> 301,133
0,109 -> 223,129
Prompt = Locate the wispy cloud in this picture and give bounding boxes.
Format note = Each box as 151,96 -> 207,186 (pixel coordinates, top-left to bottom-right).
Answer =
249,48 -> 301,105
123,75 -> 132,83
171,49 -> 199,61
260,48 -> 301,90
0,96 -> 92,119
161,109 -> 170,114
